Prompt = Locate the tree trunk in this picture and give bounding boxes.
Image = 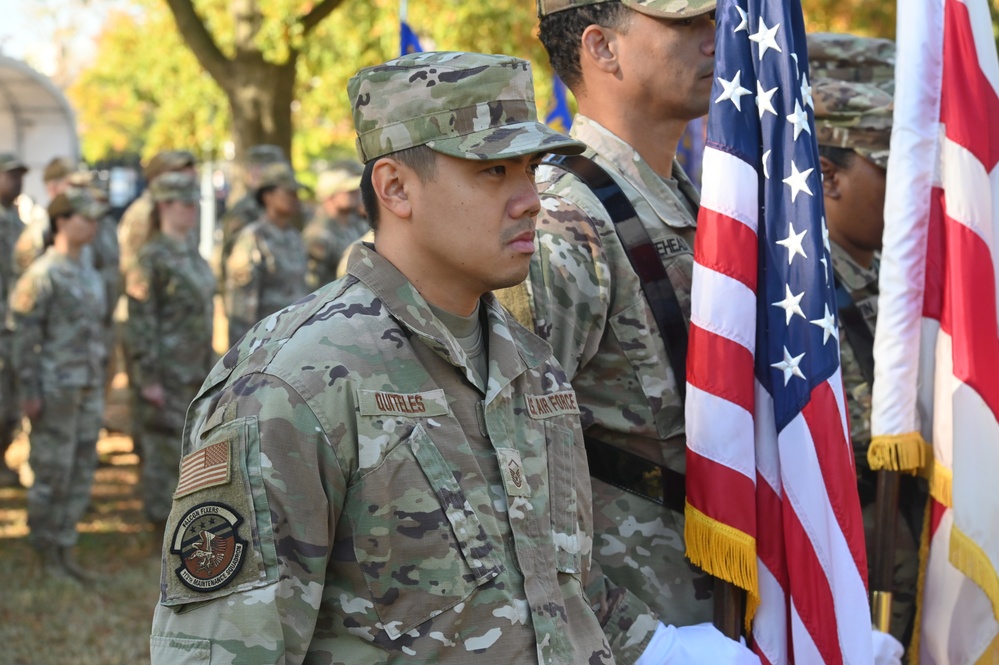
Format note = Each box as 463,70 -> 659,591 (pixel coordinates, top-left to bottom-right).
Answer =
224,54 -> 298,165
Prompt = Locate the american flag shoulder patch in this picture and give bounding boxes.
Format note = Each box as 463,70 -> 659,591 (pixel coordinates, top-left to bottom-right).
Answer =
174,439 -> 232,498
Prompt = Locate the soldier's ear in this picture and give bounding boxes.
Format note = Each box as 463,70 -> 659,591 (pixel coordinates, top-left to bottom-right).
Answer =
819,156 -> 841,200
580,24 -> 620,76
370,158 -> 412,221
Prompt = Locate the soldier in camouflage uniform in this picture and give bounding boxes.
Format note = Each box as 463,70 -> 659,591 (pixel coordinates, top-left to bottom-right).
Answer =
223,163 -> 308,346
150,51 -> 615,664
215,144 -> 287,286
124,172 -> 216,537
9,189 -> 108,581
0,153 -> 28,487
497,2 -> 759,663
811,35 -> 921,655
303,161 -> 367,289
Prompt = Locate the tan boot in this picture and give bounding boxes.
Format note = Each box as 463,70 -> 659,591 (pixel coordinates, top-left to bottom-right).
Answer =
60,547 -> 97,583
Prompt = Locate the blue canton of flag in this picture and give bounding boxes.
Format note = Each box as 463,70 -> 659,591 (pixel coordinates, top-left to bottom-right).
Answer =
544,75 -> 572,133
709,0 -> 837,427
400,20 -> 423,56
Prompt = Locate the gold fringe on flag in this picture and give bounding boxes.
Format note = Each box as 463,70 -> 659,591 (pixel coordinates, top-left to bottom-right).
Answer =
867,431 -> 929,473
975,632 -> 999,665
950,525 -> 999,622
907,494 -> 933,665
684,501 -> 760,629
929,463 -> 953,509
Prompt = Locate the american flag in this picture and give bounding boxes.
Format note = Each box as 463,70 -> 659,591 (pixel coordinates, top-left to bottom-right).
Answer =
870,0 -> 999,661
174,440 -> 231,499
684,0 -> 873,662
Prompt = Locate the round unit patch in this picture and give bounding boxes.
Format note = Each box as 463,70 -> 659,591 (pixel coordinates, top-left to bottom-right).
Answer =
170,502 -> 247,592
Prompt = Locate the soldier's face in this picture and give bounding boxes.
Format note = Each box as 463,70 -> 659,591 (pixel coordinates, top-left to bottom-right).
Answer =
61,212 -> 99,247
822,153 -> 886,256
406,152 -> 543,308
0,169 -> 25,204
614,11 -> 716,121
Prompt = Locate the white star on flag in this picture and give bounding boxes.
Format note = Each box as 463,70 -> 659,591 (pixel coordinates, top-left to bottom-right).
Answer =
762,150 -> 771,179
771,346 -> 806,385
749,18 -> 782,60
773,284 -> 807,324
801,73 -> 813,110
786,99 -> 811,141
821,216 -> 830,252
809,304 -> 839,344
782,160 -> 813,201
757,82 -> 778,119
734,6 -> 749,32
715,71 -> 753,111
820,256 -> 830,283
776,221 -> 808,264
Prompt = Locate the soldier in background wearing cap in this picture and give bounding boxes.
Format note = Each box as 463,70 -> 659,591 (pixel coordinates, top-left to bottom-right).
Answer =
215,144 -> 287,286
302,160 -> 368,290
810,34 -> 915,659
223,162 -> 308,346
13,157 -> 79,275
8,189 -> 108,582
497,2 -> 762,663
123,172 -> 216,544
150,51 -> 613,664
0,153 -> 28,487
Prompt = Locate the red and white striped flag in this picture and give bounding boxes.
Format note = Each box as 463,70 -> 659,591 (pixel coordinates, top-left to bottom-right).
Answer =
684,0 -> 874,662
870,0 -> 999,662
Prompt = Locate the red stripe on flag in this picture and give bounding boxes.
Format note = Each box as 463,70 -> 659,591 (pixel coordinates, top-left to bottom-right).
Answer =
756,475 -> 788,591
929,497 -> 948,539
783,502 -> 843,665
923,188 -> 946,322
695,208 -> 759,292
686,451 -> 756,536
942,0 -> 999,171
801,382 -> 869,581
687,323 -> 755,413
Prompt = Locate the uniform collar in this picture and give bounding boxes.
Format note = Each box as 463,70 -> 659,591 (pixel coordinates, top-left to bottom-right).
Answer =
829,241 -> 878,292
570,115 -> 699,228
347,243 -> 551,400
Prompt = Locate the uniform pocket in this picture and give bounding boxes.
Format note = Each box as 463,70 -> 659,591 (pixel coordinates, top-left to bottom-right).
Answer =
150,635 -> 211,664
546,421 -> 582,574
349,423 -> 503,639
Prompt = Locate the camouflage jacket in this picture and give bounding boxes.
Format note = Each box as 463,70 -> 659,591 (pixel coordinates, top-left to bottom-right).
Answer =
118,191 -> 154,274
150,244 -> 612,665
831,242 -> 879,462
499,115 -> 708,661
215,194 -> 260,282
124,233 -> 216,388
302,210 -> 368,290
8,248 -> 107,399
0,203 -> 24,301
224,217 -> 307,343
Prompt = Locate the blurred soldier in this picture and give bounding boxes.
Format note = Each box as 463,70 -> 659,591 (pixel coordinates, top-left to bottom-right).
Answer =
302,161 -> 367,289
9,189 -> 108,581
223,163 -> 307,346
498,2 -> 764,663
215,144 -> 286,285
124,172 -> 215,540
150,50 -> 612,664
811,34 -> 914,657
0,153 -> 28,487
13,157 -> 77,275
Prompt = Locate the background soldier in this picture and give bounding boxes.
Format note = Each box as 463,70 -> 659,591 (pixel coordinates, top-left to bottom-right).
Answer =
150,51 -> 613,664
13,157 -> 77,275
0,153 -> 28,487
302,160 -> 366,289
124,172 -> 215,542
223,162 -> 307,346
9,189 -> 108,582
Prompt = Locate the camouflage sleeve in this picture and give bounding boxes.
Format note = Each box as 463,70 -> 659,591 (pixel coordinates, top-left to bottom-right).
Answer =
224,231 -> 263,340
9,270 -> 52,401
124,249 -> 162,387
151,372 -> 345,664
302,225 -> 331,292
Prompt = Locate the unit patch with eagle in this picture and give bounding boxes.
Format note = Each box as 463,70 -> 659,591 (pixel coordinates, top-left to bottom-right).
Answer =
170,502 -> 248,592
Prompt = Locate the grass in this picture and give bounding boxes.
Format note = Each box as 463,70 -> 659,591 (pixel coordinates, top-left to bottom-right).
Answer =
0,387 -> 162,665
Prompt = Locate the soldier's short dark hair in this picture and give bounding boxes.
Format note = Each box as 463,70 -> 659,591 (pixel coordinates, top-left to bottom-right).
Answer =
540,2 -> 631,90
255,185 -> 277,209
817,144 -> 857,170
360,145 -> 438,231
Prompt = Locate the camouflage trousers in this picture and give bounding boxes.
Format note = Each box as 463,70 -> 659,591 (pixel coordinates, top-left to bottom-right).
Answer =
0,356 -> 20,452
136,380 -> 200,522
27,384 -> 103,549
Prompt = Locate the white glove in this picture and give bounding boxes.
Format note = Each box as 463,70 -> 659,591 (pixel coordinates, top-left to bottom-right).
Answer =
634,621 -> 761,665
871,629 -> 904,665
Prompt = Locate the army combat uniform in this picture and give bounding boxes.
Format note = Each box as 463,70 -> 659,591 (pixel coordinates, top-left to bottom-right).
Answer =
503,114 -> 709,662
10,245 -> 107,551
125,231 -> 216,524
150,244 -> 612,664
303,208 -> 368,290
0,198 -> 25,465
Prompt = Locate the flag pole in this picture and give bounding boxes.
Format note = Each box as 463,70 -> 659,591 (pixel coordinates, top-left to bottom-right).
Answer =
713,577 -> 745,639
869,470 -> 901,633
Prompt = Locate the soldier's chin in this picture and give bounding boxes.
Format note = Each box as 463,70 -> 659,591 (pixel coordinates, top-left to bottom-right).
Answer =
492,265 -> 532,292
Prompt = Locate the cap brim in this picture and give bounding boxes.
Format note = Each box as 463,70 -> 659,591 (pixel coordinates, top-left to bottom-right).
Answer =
427,121 -> 586,160
624,0 -> 716,19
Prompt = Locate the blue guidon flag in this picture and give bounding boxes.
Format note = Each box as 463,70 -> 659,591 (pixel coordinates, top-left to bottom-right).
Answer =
682,0 -> 874,663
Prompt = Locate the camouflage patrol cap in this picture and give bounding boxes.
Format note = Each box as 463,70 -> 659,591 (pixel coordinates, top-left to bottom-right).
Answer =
150,171 -> 201,204
43,157 -> 76,183
808,33 -> 896,95
813,78 -> 893,169
246,144 -> 286,166
316,166 -> 362,200
0,153 -> 28,173
255,163 -> 304,192
537,0 -> 716,19
47,187 -> 107,221
143,150 -> 197,182
348,51 -> 585,163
